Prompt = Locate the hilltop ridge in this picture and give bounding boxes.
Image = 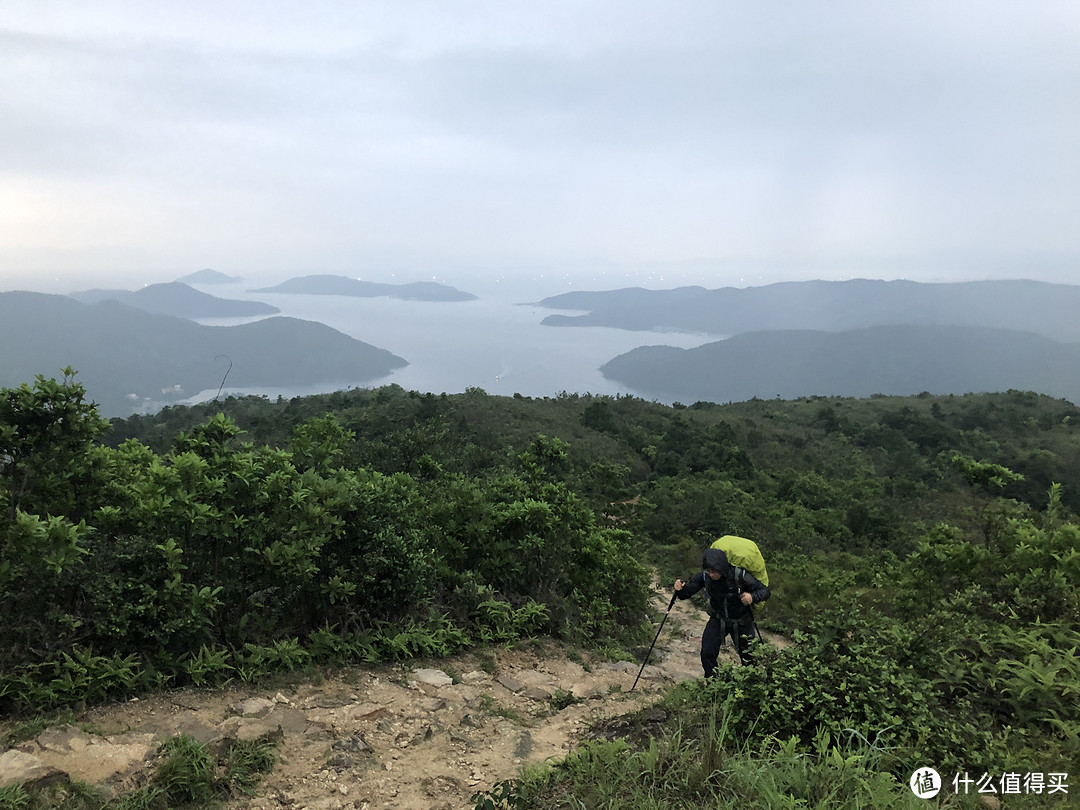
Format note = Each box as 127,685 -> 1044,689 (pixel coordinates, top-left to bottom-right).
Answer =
252,274 -> 478,302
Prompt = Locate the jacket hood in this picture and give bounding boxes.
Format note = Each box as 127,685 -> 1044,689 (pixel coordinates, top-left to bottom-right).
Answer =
702,547 -> 729,574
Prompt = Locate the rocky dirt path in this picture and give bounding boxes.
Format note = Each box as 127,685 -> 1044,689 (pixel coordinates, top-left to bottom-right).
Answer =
1,591 -> 785,810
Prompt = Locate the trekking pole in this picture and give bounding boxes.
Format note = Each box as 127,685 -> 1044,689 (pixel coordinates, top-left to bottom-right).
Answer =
749,604 -> 764,643
631,591 -> 678,692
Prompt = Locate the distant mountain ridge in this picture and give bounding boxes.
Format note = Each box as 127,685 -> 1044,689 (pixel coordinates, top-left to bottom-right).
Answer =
252,274 -> 478,302
601,325 -> 1080,405
538,279 -> 1080,342
69,282 -> 279,319
177,268 -> 243,284
0,292 -> 406,416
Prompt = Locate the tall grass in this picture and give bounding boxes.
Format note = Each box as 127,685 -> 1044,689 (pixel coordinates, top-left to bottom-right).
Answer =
475,698 -> 1050,809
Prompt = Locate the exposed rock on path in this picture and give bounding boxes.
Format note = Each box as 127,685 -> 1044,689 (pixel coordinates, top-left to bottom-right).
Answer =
1,591 -> 785,809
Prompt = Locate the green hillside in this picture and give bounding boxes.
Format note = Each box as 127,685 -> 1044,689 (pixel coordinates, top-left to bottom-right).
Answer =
3,373 -> 1077,808
539,278 -> 1080,342
68,281 -> 279,318
600,324 -> 1080,405
0,293 -> 407,416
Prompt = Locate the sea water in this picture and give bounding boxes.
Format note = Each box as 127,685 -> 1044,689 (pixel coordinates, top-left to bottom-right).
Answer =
187,282 -> 714,404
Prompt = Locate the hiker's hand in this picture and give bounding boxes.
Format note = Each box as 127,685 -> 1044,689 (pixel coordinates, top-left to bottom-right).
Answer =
674,579 -> 684,592
740,593 -> 753,606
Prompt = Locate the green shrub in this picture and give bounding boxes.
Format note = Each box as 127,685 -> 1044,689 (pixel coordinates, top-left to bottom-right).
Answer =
226,738 -> 277,796
155,735 -> 216,806
470,587 -> 551,643
677,603 -> 1006,773
151,732 -> 279,807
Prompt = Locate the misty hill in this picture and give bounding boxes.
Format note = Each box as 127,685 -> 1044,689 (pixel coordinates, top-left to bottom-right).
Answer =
177,268 -> 244,284
69,282 -> 279,319
0,292 -> 406,416
252,274 -> 478,301
539,279 -> 1080,342
600,324 -> 1080,405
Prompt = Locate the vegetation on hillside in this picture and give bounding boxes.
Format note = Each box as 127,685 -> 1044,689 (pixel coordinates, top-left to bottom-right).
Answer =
1,371 -> 648,714
3,371 -> 1078,807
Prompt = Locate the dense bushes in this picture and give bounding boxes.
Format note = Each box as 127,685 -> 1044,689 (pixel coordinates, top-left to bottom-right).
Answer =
733,485 -> 1079,769
0,375 -> 651,712
108,385 -> 1080,560
487,491 -> 1079,807
696,607 -> 1010,774
5,372 -> 1080,806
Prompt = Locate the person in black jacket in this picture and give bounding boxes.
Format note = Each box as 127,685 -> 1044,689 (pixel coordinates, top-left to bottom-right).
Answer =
675,547 -> 770,675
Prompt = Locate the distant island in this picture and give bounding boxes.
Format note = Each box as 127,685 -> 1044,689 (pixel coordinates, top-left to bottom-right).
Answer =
252,274 -> 478,302
69,282 -> 279,319
0,292 -> 406,416
601,324 -> 1080,405
538,278 -> 1080,343
177,268 -> 244,285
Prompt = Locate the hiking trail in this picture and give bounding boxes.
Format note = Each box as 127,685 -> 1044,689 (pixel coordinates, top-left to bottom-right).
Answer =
0,587 -> 787,809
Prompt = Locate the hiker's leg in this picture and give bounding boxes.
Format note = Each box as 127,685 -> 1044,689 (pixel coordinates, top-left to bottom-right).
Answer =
700,617 -> 724,678
734,620 -> 756,665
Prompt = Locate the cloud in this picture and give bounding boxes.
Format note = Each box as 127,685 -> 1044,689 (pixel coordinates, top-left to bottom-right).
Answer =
1,0 -> 1078,281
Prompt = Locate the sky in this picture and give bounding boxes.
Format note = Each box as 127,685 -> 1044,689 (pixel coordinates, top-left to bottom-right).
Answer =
2,1 -> 1078,294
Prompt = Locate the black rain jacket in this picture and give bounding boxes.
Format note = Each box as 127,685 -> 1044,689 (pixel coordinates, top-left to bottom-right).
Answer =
675,547 -> 770,623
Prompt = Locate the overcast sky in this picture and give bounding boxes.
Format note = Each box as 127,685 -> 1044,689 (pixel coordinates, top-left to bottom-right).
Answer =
2,1 -> 1078,292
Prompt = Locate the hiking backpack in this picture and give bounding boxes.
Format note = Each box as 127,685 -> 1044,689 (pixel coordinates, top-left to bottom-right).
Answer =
710,535 -> 769,587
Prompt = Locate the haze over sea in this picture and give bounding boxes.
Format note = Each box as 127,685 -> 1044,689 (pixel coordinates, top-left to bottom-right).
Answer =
184,279 -> 714,406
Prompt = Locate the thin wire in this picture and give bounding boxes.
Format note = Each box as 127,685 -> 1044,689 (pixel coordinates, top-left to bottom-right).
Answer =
213,355 -> 233,401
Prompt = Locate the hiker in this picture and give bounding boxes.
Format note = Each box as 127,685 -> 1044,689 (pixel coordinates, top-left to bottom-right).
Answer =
675,547 -> 770,675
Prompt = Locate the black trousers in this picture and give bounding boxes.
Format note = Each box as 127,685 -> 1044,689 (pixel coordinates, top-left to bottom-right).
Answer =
700,613 -> 757,676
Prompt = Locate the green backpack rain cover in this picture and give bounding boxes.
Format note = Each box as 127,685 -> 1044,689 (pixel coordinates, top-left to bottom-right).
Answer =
710,535 -> 769,587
